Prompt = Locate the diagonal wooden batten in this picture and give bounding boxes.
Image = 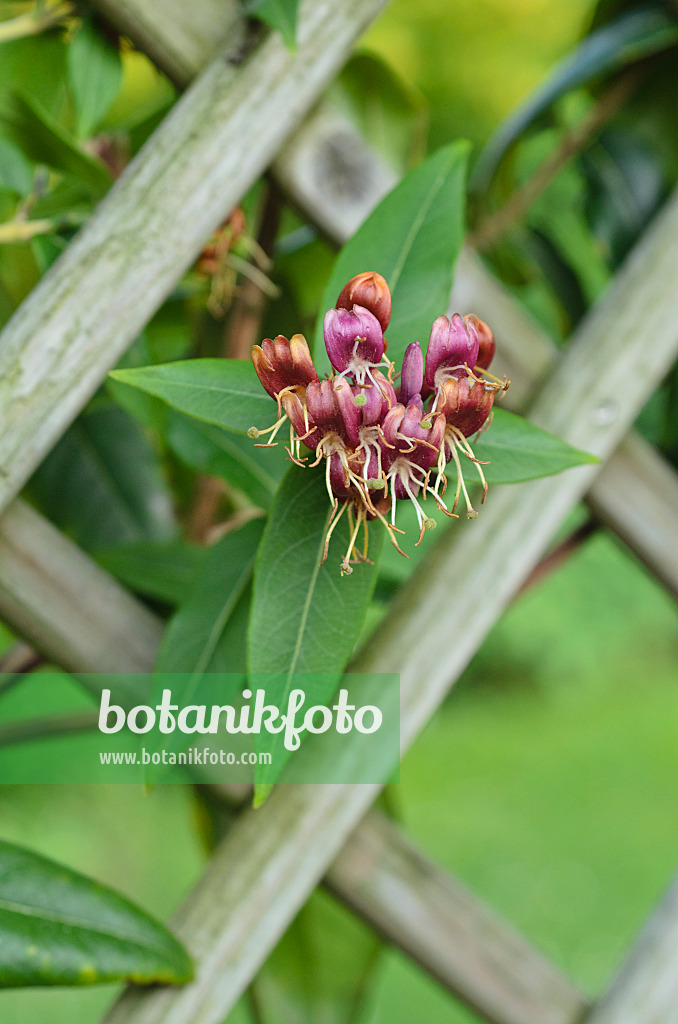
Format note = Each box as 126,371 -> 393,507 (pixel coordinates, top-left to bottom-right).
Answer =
0,499 -> 161,673
95,187 -> 678,1024
582,870 -> 678,1024
326,812 -> 587,1024
0,0 -> 391,520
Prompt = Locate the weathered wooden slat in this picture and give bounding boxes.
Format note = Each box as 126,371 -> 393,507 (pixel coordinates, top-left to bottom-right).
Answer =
587,432 -> 678,598
0,0 -> 390,519
96,185 -> 678,1024
584,871 -> 678,1024
0,503 -> 586,1024
0,499 -> 161,673
327,812 -> 587,1024
91,0 -> 243,87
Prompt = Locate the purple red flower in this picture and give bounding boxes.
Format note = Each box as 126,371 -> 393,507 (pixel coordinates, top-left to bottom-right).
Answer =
250,272 -> 508,574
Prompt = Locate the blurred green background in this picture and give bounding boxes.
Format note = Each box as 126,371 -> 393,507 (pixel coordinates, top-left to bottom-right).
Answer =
1,0 -> 677,1021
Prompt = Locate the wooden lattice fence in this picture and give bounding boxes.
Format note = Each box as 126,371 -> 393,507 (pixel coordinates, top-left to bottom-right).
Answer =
1,3 -> 678,1024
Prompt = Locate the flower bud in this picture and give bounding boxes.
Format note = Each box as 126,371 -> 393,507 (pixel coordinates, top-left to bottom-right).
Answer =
423,314 -> 479,395
336,272 -> 391,332
434,376 -> 499,437
399,341 -> 424,406
466,315 -> 495,370
252,333 -> 318,399
323,305 -> 385,384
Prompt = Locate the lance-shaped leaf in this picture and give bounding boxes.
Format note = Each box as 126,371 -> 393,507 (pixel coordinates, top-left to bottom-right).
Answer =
314,141 -> 469,369
29,403 -> 176,552
0,839 -> 192,987
466,408 -> 599,484
155,518 -> 264,679
247,465 -> 383,802
109,360 -> 272,436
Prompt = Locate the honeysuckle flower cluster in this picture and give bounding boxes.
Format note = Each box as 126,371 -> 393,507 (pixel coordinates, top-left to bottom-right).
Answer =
249,272 -> 509,575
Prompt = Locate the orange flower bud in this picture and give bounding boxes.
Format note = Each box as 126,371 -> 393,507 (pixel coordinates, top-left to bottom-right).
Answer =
336,272 -> 392,332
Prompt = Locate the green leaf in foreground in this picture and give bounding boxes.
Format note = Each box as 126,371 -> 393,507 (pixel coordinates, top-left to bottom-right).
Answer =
468,408 -> 599,484
246,0 -> 300,50
0,839 -> 192,987
109,360 -> 272,436
248,465 -> 383,802
314,141 -> 469,370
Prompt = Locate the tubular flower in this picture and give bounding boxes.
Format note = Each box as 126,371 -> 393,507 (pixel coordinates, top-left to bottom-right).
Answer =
250,333 -> 319,448
249,271 -> 509,574
323,305 -> 390,386
423,313 -> 479,398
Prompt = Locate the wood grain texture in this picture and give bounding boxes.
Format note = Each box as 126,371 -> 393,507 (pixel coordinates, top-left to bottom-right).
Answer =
96,189 -> 678,1024
327,812 -> 586,1024
0,0 -> 390,519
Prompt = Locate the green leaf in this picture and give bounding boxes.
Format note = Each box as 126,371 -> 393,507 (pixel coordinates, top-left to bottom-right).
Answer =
248,465 -> 383,800
313,141 -> 469,370
95,540 -> 207,605
109,360 -> 273,436
0,93 -> 112,197
167,411 -> 285,509
156,519 -> 264,676
471,5 -> 678,191
245,0 -> 299,50
67,17 -> 123,139
29,404 -> 176,553
0,838 -> 193,987
463,408 -> 599,484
